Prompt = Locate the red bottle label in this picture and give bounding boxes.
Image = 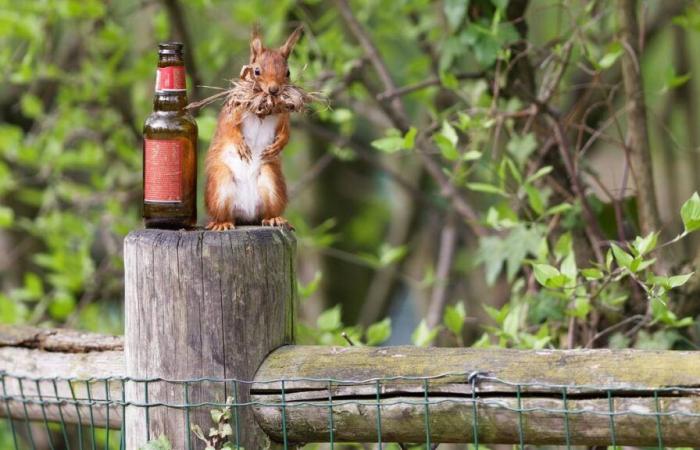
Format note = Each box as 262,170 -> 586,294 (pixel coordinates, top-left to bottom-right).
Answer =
155,66 -> 186,92
144,139 -> 183,202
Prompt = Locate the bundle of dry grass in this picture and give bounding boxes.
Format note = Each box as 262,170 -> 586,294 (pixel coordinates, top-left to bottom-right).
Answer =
225,79 -> 316,115
187,78 -> 323,116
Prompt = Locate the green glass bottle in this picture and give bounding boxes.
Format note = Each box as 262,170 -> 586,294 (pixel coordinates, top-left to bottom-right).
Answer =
142,42 -> 198,229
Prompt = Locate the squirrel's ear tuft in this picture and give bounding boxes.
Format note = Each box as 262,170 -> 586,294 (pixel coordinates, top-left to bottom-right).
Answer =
250,24 -> 263,63
279,25 -> 303,59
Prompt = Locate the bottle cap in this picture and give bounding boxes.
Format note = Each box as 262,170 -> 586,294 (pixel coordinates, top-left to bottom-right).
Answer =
158,42 -> 184,55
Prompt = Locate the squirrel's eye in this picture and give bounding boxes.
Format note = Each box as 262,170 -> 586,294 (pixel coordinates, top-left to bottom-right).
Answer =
254,67 -> 261,76
286,69 -> 290,78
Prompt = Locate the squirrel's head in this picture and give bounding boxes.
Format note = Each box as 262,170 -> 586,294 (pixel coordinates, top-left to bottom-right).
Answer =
223,25 -> 313,116
248,25 -> 302,97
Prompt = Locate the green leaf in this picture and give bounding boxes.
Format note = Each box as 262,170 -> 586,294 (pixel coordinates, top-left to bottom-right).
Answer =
434,134 -> 459,160
560,253 -> 577,284
440,71 -> 460,90
651,296 -> 677,325
220,423 -> 233,437
444,0 -> 469,31
632,232 -> 658,256
609,332 -> 631,349
0,206 -> 14,228
371,136 -> 405,153
544,202 -> 572,216
443,302 -> 466,336
466,182 -> 507,196
662,66 -> 691,91
570,297 -> 590,319
48,294 -> 75,321
525,166 -> 553,184
525,184 -> 544,215
366,318 -> 391,345
20,93 -> 44,119
554,233 -> 572,259
23,272 -> 43,298
411,320 -> 440,347
331,108 -> 353,123
506,133 -> 537,167
503,157 -> 522,184
440,120 -> 458,147
483,303 -> 510,325
139,435 -> 172,450
503,302 -> 523,337
533,264 -> 560,287
298,271 -> 322,299
610,243 -> 634,270
606,249 -> 614,271
582,268 -> 603,280
378,244 -> 408,266
435,121 -> 459,160
681,192 -> 700,233
317,305 -> 342,332
403,127 -> 418,149
462,150 -> 482,161
668,272 -> 694,288
210,408 -> 224,424
635,330 -> 683,349
598,42 -> 623,69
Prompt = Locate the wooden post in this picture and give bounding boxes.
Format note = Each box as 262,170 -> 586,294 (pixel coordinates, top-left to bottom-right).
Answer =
124,228 -> 296,450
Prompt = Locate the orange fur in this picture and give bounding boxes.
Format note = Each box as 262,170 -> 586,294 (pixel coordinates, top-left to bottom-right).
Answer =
205,26 -> 301,231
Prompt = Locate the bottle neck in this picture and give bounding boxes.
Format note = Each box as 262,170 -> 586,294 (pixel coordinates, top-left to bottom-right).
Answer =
152,60 -> 187,112
152,92 -> 188,112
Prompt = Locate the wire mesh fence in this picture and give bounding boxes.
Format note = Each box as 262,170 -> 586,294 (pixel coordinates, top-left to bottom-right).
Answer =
0,370 -> 698,449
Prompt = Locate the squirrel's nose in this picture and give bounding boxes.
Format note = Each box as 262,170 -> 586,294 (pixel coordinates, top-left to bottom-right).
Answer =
268,85 -> 279,95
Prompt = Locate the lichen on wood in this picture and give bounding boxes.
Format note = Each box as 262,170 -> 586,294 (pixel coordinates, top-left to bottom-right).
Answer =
252,345 -> 700,446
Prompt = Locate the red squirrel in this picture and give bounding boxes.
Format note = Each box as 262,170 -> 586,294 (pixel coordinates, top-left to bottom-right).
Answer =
205,27 -> 303,231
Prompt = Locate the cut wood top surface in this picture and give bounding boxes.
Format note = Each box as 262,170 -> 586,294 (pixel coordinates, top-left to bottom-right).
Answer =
125,226 -> 296,243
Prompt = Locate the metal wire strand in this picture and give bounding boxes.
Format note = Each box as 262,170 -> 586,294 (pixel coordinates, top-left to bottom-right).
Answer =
0,370 -> 696,449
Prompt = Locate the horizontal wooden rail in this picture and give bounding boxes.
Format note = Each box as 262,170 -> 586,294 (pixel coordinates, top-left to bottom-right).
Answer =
1,326 -> 699,447
0,326 -> 124,428
252,345 -> 700,446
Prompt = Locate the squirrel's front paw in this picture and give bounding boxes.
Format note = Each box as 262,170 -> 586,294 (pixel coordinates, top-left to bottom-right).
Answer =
238,146 -> 252,162
206,221 -> 235,231
260,148 -> 280,161
262,217 -> 294,230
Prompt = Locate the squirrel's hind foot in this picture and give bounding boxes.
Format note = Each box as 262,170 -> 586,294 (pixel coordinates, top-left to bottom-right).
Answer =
262,217 -> 294,231
206,221 -> 235,231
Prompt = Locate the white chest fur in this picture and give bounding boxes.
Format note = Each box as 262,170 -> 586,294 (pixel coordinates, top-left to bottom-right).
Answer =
219,114 -> 279,221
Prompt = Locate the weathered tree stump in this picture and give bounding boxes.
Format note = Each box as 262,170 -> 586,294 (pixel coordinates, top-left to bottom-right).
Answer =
124,227 -> 296,450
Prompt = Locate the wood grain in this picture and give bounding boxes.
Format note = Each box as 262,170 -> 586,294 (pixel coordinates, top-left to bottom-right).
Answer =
0,324 -> 123,352
125,227 -> 296,450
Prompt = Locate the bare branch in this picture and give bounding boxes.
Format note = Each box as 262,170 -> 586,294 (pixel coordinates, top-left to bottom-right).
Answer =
288,153 -> 334,198
547,115 -> 605,263
161,0 -> 203,101
377,72 -> 485,101
335,0 -> 409,126
426,214 -> 458,329
617,0 -> 661,236
333,0 -> 486,236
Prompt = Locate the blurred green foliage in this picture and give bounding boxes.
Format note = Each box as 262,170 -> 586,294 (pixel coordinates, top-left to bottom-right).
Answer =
1,0 -> 700,356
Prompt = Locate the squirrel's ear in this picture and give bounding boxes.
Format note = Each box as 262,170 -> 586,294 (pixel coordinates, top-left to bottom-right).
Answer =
250,24 -> 263,63
279,25 -> 303,59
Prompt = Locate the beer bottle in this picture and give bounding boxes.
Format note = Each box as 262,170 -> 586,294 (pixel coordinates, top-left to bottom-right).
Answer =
142,42 -> 198,229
